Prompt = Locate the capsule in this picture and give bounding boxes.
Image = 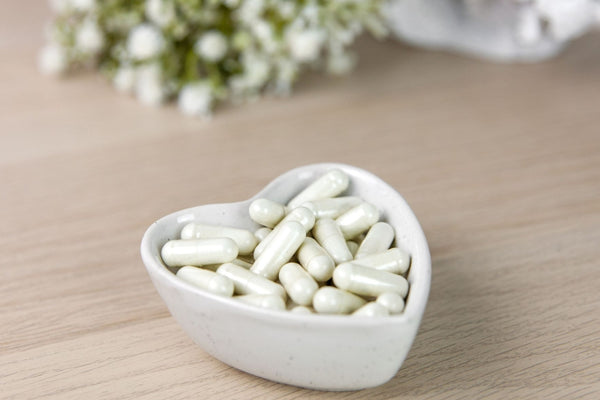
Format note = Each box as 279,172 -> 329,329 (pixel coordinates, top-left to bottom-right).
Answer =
312,218 -> 353,265
352,248 -> 410,275
312,286 -> 366,314
217,263 -> 286,299
161,238 -> 238,267
346,240 -> 359,257
254,227 -> 272,242
231,258 -> 253,269
297,237 -> 336,282
235,294 -> 286,311
249,198 -> 287,228
355,222 -> 395,259
287,169 -> 349,208
253,206 -> 315,258
176,266 -> 234,297
251,221 -> 306,280
333,262 -> 409,298
376,292 -> 405,314
278,263 -> 318,306
302,196 -> 362,219
352,302 -> 390,317
290,305 -> 313,314
336,202 -> 380,240
180,223 -> 258,255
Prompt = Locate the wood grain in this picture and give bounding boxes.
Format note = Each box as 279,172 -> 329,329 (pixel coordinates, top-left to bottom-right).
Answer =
1,2 -> 599,399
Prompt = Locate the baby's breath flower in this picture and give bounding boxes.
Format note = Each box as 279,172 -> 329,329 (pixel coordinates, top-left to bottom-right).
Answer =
71,0 -> 95,13
327,51 -> 356,75
76,19 -> 104,54
39,43 -> 68,75
145,0 -> 176,28
194,31 -> 228,62
114,66 -> 136,93
178,83 -> 213,118
135,63 -> 165,106
42,0 -> 388,117
127,24 -> 165,60
49,0 -> 70,13
287,29 -> 325,63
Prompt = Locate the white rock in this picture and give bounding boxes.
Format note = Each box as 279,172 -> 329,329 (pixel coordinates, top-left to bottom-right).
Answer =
385,0 -> 598,62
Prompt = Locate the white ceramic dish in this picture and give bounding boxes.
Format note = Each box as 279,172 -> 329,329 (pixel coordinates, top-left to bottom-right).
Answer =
140,163 -> 431,391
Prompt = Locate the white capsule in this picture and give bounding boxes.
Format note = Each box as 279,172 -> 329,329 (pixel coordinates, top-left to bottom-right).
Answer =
333,263 -> 409,298
176,266 -> 234,297
346,240 -> 359,257
302,196 -> 362,219
352,302 -> 390,317
297,237 -> 336,282
278,262 -> 318,306
290,305 -> 313,314
287,169 -> 349,208
235,294 -> 286,311
251,221 -> 306,280
312,218 -> 353,265
254,227 -> 272,241
352,248 -> 410,275
253,206 -> 315,259
161,238 -> 238,267
231,258 -> 253,269
355,222 -> 395,259
180,223 -> 258,255
217,263 -> 286,299
249,198 -> 287,228
376,292 -> 405,314
336,202 -> 380,240
312,286 -> 366,314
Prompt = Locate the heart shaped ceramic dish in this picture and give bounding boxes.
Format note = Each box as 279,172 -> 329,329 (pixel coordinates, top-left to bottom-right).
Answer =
140,163 -> 431,390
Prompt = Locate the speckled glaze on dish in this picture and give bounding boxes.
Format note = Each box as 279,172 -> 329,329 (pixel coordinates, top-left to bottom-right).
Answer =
140,163 -> 431,391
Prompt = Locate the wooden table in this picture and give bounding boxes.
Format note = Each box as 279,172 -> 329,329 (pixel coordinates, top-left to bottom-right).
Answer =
2,3 -> 599,398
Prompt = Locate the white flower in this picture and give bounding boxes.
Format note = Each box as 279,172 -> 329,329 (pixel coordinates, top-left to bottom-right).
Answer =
287,29 -> 325,62
135,63 -> 165,106
38,43 -> 68,75
178,83 -> 213,117
194,31 -> 228,62
327,51 -> 355,75
145,0 -> 175,28
536,0 -> 596,40
237,0 -> 265,24
127,24 -> 165,60
71,0 -> 95,12
49,0 -> 71,13
113,66 -> 136,93
76,20 -> 104,54
243,53 -> 270,88
276,2 -> 296,19
252,20 -> 277,53
223,0 -> 240,8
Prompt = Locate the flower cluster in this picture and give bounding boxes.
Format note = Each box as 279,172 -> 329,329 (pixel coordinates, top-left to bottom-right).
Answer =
40,0 -> 387,117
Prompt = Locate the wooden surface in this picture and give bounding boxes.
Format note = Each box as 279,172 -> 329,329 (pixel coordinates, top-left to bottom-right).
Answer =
2,3 -> 600,399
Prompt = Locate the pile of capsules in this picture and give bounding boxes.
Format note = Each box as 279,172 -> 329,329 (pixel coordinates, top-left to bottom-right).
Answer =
161,169 -> 410,317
